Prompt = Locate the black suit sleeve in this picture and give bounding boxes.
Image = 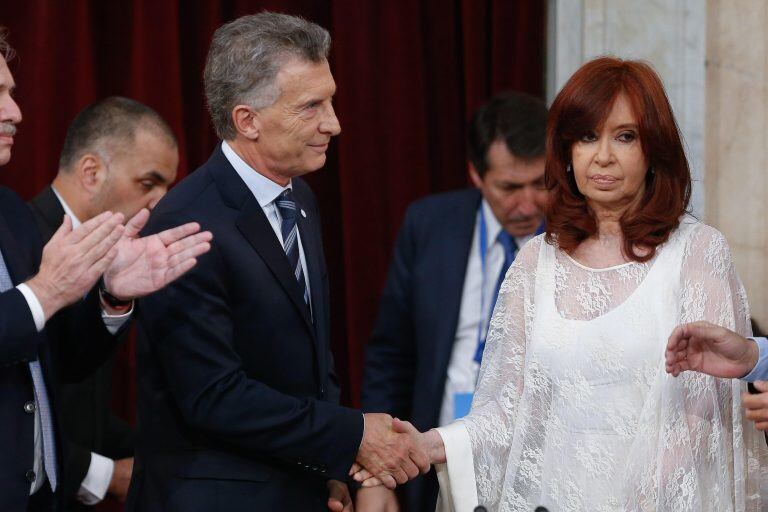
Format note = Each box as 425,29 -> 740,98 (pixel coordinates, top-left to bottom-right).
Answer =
361,206 -> 418,419
140,212 -> 363,482
0,288 -> 42,364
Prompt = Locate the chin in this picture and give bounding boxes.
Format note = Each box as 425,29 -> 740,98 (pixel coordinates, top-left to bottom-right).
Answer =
0,148 -> 11,167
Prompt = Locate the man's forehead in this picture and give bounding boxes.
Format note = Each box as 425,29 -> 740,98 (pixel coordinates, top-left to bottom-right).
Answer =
276,58 -> 335,98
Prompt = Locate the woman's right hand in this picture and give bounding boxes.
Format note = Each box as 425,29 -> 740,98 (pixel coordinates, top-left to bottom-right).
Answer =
355,486 -> 400,512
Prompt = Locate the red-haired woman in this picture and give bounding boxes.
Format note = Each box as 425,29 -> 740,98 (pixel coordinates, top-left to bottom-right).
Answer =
355,57 -> 768,511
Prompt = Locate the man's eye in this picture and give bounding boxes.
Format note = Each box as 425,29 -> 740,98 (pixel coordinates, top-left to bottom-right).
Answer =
140,181 -> 155,191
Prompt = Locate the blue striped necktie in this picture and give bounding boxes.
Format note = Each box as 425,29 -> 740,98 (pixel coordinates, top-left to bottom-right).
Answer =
0,250 -> 57,491
275,189 -> 309,305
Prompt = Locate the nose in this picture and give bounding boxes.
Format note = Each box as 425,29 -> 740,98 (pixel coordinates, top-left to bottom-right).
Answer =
595,136 -> 612,166
1,92 -> 22,125
516,187 -> 541,216
319,103 -> 341,136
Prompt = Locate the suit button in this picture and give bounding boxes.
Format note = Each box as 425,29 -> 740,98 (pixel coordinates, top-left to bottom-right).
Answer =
319,387 -> 325,396
23,401 -> 35,414
26,470 -> 36,482
311,466 -> 318,471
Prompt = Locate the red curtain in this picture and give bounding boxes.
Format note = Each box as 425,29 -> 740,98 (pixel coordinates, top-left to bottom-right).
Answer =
2,0 -> 544,413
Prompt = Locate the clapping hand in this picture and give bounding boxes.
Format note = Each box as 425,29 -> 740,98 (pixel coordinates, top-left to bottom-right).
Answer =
665,321 -> 759,379
102,208 -> 212,301
351,417 -> 444,489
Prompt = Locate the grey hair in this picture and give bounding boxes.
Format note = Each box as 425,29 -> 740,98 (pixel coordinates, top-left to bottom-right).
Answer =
203,12 -> 331,140
0,27 -> 16,61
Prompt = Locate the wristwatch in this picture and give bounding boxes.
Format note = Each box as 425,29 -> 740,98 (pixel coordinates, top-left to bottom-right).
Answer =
98,278 -> 132,309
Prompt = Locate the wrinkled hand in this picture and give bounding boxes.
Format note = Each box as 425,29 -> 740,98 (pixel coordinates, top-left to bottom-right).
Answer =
27,212 -> 125,320
355,486 -> 399,512
102,208 -> 212,300
665,321 -> 758,378
107,457 -> 133,503
327,479 -> 353,512
743,381 -> 768,430
353,419 -> 442,488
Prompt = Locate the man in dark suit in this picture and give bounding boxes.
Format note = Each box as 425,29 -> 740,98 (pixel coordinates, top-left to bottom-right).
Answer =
127,12 -> 428,512
358,92 -> 548,511
0,30 -> 211,512
28,96 -> 179,510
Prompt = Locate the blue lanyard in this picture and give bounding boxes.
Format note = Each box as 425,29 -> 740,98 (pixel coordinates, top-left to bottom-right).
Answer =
474,207 -> 491,365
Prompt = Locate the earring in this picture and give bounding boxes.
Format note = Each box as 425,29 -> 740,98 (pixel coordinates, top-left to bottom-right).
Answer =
566,163 -> 573,173
649,165 -> 655,175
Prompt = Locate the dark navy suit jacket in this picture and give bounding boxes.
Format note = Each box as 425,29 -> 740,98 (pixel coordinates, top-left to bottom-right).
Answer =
362,188 -> 481,512
126,145 -> 364,512
0,186 -> 119,511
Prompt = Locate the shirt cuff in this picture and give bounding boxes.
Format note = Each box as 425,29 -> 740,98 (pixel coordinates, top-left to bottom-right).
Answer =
77,452 -> 114,505
101,303 -> 133,335
16,283 -> 45,332
741,337 -> 768,382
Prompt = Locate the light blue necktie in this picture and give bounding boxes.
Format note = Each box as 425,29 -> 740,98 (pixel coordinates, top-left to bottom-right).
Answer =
0,250 -> 57,491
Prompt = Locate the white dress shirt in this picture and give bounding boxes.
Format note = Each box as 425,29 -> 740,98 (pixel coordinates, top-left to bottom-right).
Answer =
438,200 -> 534,426
26,188 -> 133,502
221,141 -> 312,302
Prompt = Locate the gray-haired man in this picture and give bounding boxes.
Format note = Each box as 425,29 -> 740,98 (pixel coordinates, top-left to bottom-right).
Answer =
126,12 -> 428,512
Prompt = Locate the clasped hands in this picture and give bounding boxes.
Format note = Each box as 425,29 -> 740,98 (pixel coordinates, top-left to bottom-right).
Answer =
27,208 -> 212,320
349,414 -> 446,490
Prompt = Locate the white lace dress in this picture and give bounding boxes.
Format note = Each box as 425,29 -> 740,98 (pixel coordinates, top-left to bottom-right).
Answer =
435,219 -> 768,512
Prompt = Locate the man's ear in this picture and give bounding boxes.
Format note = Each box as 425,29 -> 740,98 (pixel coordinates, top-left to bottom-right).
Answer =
468,162 -> 484,189
76,153 -> 108,195
231,104 -> 260,141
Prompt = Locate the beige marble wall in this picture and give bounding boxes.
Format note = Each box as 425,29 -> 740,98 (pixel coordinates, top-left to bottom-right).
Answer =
705,0 -> 768,326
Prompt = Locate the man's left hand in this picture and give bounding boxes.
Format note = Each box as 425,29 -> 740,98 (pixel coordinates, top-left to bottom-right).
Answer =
103,209 -> 212,300
327,480 -> 353,512
743,381 -> 768,430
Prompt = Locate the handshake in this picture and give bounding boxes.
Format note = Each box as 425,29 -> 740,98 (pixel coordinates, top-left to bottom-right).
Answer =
350,413 -> 446,489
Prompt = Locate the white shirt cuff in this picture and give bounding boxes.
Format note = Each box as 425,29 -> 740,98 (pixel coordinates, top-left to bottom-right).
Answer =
77,452 -> 114,505
101,303 -> 133,335
16,283 -> 45,332
434,422 -> 478,512
742,337 -> 768,382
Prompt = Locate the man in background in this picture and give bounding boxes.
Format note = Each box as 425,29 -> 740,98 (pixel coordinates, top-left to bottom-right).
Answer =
359,92 -> 548,511
28,96 -> 179,509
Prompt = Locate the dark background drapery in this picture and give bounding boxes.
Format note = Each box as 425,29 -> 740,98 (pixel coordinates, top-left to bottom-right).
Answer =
3,0 -> 544,430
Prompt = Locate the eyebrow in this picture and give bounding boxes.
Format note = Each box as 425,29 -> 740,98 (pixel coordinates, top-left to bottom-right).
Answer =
613,123 -> 639,130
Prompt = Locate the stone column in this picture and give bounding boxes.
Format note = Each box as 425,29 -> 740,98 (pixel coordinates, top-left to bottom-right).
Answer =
706,0 -> 768,326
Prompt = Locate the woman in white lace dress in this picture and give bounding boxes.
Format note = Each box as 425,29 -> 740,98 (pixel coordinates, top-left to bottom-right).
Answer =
357,57 -> 768,511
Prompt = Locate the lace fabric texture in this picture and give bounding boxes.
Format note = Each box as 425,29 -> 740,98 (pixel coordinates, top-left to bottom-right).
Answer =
452,219 -> 768,511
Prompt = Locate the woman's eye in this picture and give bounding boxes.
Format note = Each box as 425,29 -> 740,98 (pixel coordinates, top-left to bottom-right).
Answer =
579,133 -> 597,143
617,131 -> 636,142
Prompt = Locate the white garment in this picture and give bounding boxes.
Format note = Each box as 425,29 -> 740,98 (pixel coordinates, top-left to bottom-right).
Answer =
437,219 -> 768,511
439,200 -> 534,426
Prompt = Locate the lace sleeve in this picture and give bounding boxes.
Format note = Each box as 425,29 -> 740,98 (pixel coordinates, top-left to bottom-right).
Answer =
625,224 -> 766,511
451,236 -> 541,509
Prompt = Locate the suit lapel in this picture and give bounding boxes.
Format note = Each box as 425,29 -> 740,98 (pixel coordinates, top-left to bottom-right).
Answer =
0,209 -> 33,285
29,186 -> 65,241
235,196 -> 315,337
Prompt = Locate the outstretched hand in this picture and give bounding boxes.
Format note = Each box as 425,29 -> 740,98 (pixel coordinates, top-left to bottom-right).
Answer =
102,208 -> 213,300
665,321 -> 758,378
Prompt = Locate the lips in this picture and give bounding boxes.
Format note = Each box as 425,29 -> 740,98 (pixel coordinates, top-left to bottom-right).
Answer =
590,174 -> 618,186
308,142 -> 329,153
0,135 -> 13,145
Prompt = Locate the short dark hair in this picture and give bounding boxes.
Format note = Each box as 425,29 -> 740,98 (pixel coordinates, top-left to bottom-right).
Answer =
59,96 -> 177,171
466,91 -> 547,176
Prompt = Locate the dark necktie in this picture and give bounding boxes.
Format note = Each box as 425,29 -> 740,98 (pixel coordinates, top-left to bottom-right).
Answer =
0,250 -> 57,491
275,189 -> 309,305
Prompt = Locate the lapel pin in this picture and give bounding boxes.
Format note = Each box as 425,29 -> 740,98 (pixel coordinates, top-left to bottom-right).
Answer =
300,209 -> 307,218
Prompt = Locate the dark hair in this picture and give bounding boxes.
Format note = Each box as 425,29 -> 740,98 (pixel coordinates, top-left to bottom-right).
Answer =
0,26 -> 15,61
59,96 -> 177,171
545,56 -> 691,262
466,91 -> 547,176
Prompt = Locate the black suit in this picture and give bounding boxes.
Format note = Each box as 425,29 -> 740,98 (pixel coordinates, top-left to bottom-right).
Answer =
28,186 -> 135,511
0,186 -> 120,511
126,145 -> 364,511
361,188 -> 481,512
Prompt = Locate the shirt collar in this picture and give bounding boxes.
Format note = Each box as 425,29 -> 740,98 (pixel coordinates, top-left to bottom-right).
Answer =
480,198 -> 503,245
51,186 -> 82,228
221,140 -> 291,207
